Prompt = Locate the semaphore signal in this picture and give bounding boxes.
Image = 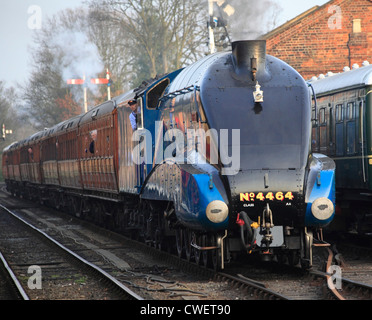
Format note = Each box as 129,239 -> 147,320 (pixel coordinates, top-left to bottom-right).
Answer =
67,69 -> 112,113
2,124 -> 13,141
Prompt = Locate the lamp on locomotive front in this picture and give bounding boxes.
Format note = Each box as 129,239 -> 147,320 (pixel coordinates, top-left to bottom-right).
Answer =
253,81 -> 264,103
311,197 -> 334,222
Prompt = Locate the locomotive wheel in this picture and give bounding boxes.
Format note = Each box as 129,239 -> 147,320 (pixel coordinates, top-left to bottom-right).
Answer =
184,229 -> 192,262
71,196 -> 82,218
288,251 -> 300,267
154,229 -> 162,250
156,234 -> 171,253
175,229 -> 183,258
210,234 -> 221,271
91,201 -> 101,224
201,235 -> 209,267
54,193 -> 62,210
301,228 -> 313,270
193,233 -> 202,265
276,252 -> 287,264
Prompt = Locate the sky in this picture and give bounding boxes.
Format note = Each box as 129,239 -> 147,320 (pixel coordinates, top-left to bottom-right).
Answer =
0,0 -> 330,88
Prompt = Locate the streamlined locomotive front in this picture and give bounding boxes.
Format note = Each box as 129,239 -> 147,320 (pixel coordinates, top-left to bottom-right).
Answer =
199,40 -> 335,267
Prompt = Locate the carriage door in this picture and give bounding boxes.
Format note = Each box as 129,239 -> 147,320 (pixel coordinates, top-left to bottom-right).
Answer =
359,99 -> 368,187
346,102 -> 361,188
335,104 -> 344,157
319,108 -> 327,154
346,102 -> 357,156
134,98 -> 147,188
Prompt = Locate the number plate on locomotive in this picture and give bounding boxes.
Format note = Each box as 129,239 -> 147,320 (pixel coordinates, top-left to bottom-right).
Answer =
240,192 -> 295,202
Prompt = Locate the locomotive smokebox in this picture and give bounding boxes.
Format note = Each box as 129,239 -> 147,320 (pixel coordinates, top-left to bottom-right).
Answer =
232,40 -> 269,82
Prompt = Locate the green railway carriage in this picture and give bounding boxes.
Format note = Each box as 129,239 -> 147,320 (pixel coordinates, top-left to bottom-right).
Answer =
310,63 -> 372,232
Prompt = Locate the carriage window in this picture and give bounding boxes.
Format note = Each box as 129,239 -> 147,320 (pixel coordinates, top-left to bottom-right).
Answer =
335,105 -> 344,156
89,130 -> 97,154
336,104 -> 343,122
319,108 -> 326,124
327,107 -> 335,156
359,101 -> 364,143
311,109 -> 316,126
347,102 -> 355,120
319,108 -> 327,151
28,147 -> 34,161
346,102 -> 357,155
137,99 -> 144,130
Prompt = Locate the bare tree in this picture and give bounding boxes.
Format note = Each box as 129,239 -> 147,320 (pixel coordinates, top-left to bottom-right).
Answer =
0,82 -> 16,139
88,0 -> 208,84
23,8 -> 102,129
0,82 -> 35,152
87,8 -> 134,92
22,1 -> 211,128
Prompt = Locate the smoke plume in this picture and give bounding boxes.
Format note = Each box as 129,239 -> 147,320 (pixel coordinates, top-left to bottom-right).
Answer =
51,30 -> 104,92
217,0 -> 283,41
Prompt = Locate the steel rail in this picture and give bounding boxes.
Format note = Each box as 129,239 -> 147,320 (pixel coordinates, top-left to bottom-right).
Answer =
310,247 -> 372,300
216,272 -> 292,300
0,203 -> 143,300
0,250 -> 30,300
311,268 -> 372,300
324,247 -> 346,300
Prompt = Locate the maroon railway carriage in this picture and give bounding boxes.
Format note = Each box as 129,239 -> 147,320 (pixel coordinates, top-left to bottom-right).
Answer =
2,71 -> 170,230
2,91 -> 140,224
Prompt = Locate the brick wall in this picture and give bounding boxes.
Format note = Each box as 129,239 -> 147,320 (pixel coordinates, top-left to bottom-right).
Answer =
262,0 -> 372,79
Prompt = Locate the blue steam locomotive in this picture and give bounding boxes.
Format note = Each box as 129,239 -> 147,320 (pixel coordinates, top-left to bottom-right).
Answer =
2,40 -> 335,270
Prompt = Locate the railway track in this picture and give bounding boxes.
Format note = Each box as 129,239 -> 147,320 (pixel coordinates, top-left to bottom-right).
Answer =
1,186 -> 372,301
0,190 -> 290,300
0,203 -> 143,300
215,247 -> 328,300
0,200 -> 318,300
321,243 -> 372,300
0,189 -> 245,300
0,199 -> 291,300
221,245 -> 372,300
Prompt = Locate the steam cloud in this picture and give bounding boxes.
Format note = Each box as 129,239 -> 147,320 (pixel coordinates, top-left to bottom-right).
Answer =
217,0 -> 283,40
50,30 -> 104,93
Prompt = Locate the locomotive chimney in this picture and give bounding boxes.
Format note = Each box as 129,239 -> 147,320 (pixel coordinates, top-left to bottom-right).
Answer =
232,40 -> 268,82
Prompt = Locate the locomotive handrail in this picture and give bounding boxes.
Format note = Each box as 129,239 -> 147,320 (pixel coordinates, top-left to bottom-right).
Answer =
158,85 -> 200,104
308,82 -> 318,124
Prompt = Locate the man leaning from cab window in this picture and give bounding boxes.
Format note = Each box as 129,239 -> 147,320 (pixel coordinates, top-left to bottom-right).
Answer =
128,99 -> 138,131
